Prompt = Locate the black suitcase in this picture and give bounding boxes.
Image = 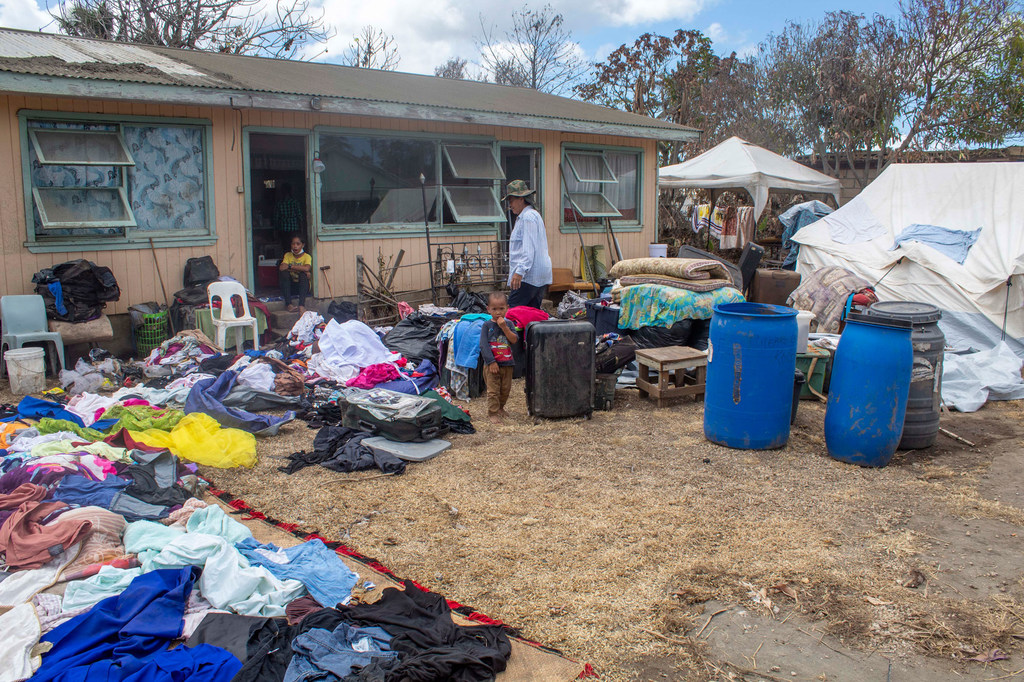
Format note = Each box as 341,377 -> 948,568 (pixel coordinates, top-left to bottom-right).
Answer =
525,320 -> 595,420
344,402 -> 448,443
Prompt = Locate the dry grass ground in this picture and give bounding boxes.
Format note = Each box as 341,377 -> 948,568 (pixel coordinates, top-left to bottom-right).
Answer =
205,383 -> 1024,680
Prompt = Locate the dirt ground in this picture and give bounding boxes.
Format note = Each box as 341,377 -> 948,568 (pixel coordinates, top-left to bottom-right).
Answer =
198,383 -> 1024,681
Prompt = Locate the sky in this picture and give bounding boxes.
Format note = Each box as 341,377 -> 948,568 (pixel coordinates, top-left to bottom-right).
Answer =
2,0 -> 898,78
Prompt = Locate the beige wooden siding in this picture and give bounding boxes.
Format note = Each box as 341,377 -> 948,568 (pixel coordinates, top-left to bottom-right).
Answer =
0,93 -> 657,313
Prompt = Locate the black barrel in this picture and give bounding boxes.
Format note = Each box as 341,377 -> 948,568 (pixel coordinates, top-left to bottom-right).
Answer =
866,302 -> 945,449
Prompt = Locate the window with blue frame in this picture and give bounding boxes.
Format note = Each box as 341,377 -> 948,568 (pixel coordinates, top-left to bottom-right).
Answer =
562,147 -> 641,229
316,131 -> 505,234
24,116 -> 212,245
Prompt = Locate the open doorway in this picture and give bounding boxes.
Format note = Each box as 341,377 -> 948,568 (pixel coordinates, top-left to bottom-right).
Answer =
248,133 -> 309,298
500,146 -> 540,243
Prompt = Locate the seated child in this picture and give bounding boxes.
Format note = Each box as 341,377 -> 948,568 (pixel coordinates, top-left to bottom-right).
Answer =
479,291 -> 519,423
279,234 -> 312,312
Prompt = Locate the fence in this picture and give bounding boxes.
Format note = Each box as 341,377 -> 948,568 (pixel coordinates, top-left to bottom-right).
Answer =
356,237 -> 509,327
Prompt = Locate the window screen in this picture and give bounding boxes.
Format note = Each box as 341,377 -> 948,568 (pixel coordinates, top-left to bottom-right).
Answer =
30,129 -> 134,166
565,151 -> 616,183
443,144 -> 504,180
443,186 -> 506,222
33,187 -> 135,228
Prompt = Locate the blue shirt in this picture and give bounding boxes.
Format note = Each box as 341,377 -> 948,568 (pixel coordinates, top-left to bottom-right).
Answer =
508,205 -> 553,287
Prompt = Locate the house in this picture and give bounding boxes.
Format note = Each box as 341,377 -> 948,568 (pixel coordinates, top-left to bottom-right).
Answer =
0,28 -> 697,332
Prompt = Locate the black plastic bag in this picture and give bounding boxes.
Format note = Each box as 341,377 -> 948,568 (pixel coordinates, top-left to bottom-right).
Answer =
688,319 -> 711,351
451,290 -> 488,314
327,300 -> 358,323
627,320 -> 694,349
183,256 -> 219,288
383,312 -> 447,365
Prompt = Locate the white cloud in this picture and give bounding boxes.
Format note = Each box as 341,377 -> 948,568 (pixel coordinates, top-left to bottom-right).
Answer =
0,0 -> 52,31
310,0 -> 713,75
596,0 -> 705,27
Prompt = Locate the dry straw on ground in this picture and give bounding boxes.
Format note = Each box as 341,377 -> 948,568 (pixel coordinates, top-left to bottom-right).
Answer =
207,384 -> 1024,679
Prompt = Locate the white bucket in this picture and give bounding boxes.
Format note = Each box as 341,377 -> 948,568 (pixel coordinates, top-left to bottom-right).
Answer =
5,347 -> 46,395
796,311 -> 816,352
648,243 -> 668,258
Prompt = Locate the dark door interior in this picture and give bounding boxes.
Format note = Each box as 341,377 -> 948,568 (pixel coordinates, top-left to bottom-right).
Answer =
249,133 -> 308,297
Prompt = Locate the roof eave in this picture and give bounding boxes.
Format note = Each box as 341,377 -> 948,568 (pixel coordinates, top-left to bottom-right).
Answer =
0,72 -> 700,142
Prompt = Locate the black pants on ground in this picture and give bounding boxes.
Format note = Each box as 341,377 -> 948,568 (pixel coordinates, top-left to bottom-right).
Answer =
508,282 -> 548,309
279,271 -> 309,307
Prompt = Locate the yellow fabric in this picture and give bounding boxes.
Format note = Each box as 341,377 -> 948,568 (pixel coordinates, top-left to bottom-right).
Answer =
282,251 -> 312,281
129,413 -> 257,468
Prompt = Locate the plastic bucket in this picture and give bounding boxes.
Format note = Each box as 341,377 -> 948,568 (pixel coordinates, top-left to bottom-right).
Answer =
5,347 -> 46,395
796,311 -> 815,352
704,302 -> 799,450
824,313 -> 912,467
648,243 -> 668,258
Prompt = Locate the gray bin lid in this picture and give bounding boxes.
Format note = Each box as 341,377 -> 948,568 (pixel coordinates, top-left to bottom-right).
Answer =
867,301 -> 942,324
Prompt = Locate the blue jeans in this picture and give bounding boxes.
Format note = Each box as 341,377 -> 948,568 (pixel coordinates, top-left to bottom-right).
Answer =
508,282 -> 548,309
283,623 -> 395,681
279,271 -> 310,307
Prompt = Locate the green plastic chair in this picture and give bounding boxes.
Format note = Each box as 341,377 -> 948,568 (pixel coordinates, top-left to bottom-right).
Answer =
1,295 -> 65,376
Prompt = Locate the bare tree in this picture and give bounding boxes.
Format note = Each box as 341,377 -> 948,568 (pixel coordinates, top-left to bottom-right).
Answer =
477,4 -> 585,94
434,57 -> 469,79
892,0 -> 1024,154
341,26 -> 400,70
52,0 -> 332,59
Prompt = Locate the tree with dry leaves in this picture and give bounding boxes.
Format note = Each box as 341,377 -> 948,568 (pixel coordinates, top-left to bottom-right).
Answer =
341,26 -> 400,70
434,57 -> 469,80
575,30 -> 787,164
52,0 -> 331,59
477,4 -> 585,94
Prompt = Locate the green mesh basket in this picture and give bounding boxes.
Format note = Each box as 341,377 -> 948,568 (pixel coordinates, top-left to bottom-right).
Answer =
134,310 -> 169,356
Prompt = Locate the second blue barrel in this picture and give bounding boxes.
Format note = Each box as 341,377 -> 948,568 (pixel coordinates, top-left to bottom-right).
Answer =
704,302 -> 798,450
824,313 -> 913,467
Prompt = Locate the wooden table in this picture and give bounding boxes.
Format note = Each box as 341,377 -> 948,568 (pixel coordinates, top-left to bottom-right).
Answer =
635,345 -> 708,407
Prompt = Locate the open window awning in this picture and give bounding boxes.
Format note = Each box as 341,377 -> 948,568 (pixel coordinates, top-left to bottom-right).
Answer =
658,136 -> 841,215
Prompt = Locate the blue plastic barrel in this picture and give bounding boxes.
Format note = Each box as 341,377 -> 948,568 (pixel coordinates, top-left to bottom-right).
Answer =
824,313 -> 913,467
704,302 -> 798,450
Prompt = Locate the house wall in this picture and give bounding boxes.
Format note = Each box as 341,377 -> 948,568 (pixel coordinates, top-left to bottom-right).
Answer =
0,92 -> 658,314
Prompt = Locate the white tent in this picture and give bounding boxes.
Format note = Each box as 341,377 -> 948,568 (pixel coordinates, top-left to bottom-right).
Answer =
658,136 -> 841,215
792,162 -> 1024,355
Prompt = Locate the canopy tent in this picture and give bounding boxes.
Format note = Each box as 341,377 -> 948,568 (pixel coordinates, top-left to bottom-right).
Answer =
658,136 -> 842,216
792,162 -> 1024,355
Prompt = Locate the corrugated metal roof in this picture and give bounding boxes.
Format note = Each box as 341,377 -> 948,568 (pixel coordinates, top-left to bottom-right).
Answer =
0,28 -> 697,137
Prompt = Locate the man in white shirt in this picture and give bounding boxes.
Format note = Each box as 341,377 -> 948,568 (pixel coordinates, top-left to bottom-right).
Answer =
503,180 -> 553,309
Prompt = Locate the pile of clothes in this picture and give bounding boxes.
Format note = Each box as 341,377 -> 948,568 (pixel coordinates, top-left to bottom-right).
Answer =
0,373 -> 502,680
437,306 -> 547,400
607,258 -> 745,349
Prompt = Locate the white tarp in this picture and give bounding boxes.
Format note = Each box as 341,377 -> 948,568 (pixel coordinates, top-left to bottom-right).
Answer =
792,162 -> 1024,355
658,136 -> 842,216
941,343 -> 1024,412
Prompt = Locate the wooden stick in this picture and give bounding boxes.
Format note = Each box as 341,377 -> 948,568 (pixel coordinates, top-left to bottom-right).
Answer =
939,428 -> 975,447
695,607 -> 730,638
148,238 -> 175,333
639,626 -> 690,647
384,249 -> 405,290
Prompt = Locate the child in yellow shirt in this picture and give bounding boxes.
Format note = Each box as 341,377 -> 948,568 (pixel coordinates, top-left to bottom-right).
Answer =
279,234 -> 312,312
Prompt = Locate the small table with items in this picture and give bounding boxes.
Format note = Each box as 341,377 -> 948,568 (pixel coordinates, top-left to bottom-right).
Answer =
635,345 -> 708,407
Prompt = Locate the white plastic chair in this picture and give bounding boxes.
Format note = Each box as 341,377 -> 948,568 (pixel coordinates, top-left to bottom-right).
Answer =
207,281 -> 259,353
